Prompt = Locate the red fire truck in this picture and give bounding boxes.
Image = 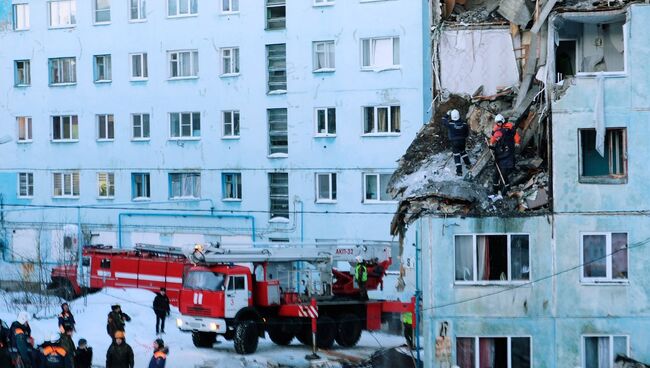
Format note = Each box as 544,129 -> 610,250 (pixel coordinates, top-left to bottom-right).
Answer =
175,243 -> 415,355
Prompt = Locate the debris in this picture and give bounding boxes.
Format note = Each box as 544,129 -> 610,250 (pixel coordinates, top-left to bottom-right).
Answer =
488,194 -> 503,202
497,0 -> 532,26
517,157 -> 543,169
615,354 -> 650,368
525,188 -> 548,209
531,0 -> 559,33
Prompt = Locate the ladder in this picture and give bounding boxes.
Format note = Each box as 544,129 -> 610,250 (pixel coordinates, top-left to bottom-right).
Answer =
134,243 -> 187,257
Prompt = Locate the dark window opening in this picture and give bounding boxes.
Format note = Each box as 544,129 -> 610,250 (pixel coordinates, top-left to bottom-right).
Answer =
580,128 -> 627,183
555,40 -> 576,81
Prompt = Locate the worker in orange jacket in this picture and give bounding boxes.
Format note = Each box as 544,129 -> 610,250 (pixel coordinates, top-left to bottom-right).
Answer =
489,114 -> 520,194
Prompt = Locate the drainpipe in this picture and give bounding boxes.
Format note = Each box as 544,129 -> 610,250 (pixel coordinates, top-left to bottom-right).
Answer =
294,198 -> 304,294
77,206 -> 83,289
415,223 -> 422,364
117,212 -> 255,248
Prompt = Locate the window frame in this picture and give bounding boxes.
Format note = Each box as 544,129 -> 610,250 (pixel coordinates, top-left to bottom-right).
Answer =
129,0 -> 147,21
93,0 -> 111,24
51,115 -> 79,142
578,128 -> 628,184
52,171 -> 80,198
222,110 -> 240,139
267,108 -> 288,157
313,0 -> 335,6
222,172 -> 242,201
362,105 -> 401,136
265,0 -> 286,30
269,172 -> 289,221
168,50 -> 199,79
48,57 -> 77,86
453,233 -> 531,285
266,43 -> 287,94
315,173 -> 337,203
94,54 -> 112,83
169,112 -> 201,139
362,173 -> 394,203
314,107 -> 336,137
169,172 -> 201,199
17,117 -> 33,143
129,52 -> 148,81
220,47 -> 240,77
48,0 -> 77,29
17,172 -> 34,199
13,3 -> 30,31
580,232 -> 629,284
14,60 -> 31,87
131,113 -> 151,141
221,0 -> 239,14
96,114 -> 115,141
456,336 -> 533,368
167,0 -> 198,18
97,172 -> 115,199
312,40 -> 335,72
581,335 -> 629,368
360,36 -> 400,70
131,172 -> 151,200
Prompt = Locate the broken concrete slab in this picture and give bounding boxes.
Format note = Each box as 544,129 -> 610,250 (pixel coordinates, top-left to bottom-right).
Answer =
408,179 -> 488,203
615,355 -> 650,368
497,0 -> 532,26
526,188 -> 549,209
517,157 -> 544,169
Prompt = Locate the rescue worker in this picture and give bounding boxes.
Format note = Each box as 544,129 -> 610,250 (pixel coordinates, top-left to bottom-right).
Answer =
443,109 -> 472,176
38,333 -> 73,368
58,303 -> 76,333
489,114 -> 520,194
58,325 -> 75,362
190,243 -> 205,264
354,256 -> 368,301
148,338 -> 168,368
153,288 -> 171,335
107,304 -> 131,343
106,331 -> 134,368
0,318 -> 9,348
401,312 -> 414,349
0,333 -> 12,368
10,311 -> 33,368
74,338 -> 93,368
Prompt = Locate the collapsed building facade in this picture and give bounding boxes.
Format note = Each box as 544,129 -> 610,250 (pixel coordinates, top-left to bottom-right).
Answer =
391,1 -> 650,367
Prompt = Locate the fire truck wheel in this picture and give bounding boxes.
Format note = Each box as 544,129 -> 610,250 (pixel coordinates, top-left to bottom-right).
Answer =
234,320 -> 259,355
295,322 -> 312,346
267,318 -> 295,346
335,314 -> 362,348
316,316 -> 336,349
192,332 -> 216,348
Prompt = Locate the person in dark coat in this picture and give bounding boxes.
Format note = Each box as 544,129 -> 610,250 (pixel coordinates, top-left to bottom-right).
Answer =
0,337 -> 13,368
58,303 -> 76,332
107,304 -> 131,342
58,325 -> 75,363
148,338 -> 168,368
74,338 -> 93,368
10,311 -> 34,368
489,114 -> 521,194
38,333 -> 73,368
153,288 -> 171,335
443,109 -> 472,176
106,331 -> 134,368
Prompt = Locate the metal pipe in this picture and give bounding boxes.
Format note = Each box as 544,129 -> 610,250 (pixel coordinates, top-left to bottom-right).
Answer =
415,221 -> 421,364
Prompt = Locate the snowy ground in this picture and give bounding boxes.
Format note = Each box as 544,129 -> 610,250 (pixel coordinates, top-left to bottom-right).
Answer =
0,288 -> 407,367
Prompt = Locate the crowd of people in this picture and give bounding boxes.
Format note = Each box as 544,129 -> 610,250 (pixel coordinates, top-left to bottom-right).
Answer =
0,289 -> 171,368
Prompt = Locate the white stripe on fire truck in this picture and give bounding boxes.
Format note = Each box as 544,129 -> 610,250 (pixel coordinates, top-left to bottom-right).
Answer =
113,272 -> 182,284
96,270 -> 111,277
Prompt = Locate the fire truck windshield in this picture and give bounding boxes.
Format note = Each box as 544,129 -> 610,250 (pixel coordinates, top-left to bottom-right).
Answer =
183,271 -> 226,291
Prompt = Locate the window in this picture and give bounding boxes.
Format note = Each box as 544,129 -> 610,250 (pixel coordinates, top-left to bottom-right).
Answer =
94,55 -> 112,82
583,335 -> 628,368
14,60 -> 31,86
581,232 -> 628,283
268,108 -> 288,156
130,53 -> 148,80
168,50 -> 199,78
454,234 -> 530,283
456,337 -> 531,368
269,173 -> 289,220
222,0 -> 239,12
222,173 -> 242,200
94,0 -> 110,23
228,275 -> 246,290
363,173 -> 393,202
266,0 -> 285,30
132,113 -> 150,140
579,129 -> 627,184
361,37 -> 400,69
52,115 -> 79,141
132,173 -> 150,199
18,173 -> 34,198
223,111 -> 240,138
314,0 -> 335,5
313,41 -> 335,71
168,0 -> 198,17
170,112 -> 201,138
363,105 -> 400,134
267,44 -> 287,93
97,114 -> 115,140
53,172 -> 80,198
129,0 -> 146,20
49,57 -> 76,85
17,117 -> 32,142
48,0 -> 76,28
316,173 -> 336,202
97,172 -> 115,198
13,4 -> 29,31
221,47 -> 240,76
315,107 -> 336,136
169,173 -> 201,199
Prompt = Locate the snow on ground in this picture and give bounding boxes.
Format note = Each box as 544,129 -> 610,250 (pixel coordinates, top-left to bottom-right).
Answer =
0,288 -> 406,367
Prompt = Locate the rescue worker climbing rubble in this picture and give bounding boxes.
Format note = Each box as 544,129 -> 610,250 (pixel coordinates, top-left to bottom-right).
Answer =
443,109 -> 472,176
489,114 -> 520,194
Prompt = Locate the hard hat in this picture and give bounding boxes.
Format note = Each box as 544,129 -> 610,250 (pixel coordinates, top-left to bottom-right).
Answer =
194,244 -> 203,251
114,331 -> 125,339
495,114 -> 505,124
48,333 -> 61,342
17,311 -> 29,324
355,256 -> 362,263
450,109 -> 460,121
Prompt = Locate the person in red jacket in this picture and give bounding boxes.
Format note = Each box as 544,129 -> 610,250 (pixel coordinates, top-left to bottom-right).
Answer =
489,114 -> 520,194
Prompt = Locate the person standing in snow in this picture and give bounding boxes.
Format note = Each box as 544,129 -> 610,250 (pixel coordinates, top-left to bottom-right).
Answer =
489,114 -> 521,194
74,338 -> 93,368
38,333 -> 73,368
148,338 -> 168,368
58,303 -> 76,333
58,325 -> 76,363
107,304 -> 131,342
10,311 -> 33,368
106,331 -> 134,368
443,109 -> 472,176
153,288 -> 171,335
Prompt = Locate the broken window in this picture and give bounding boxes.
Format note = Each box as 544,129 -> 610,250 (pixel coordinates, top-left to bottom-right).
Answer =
268,108 -> 288,155
553,13 -> 626,75
583,335 -> 628,368
267,44 -> 287,93
455,234 -> 529,283
579,128 -> 626,183
266,0 -> 285,30
582,232 -> 627,283
456,337 -> 530,368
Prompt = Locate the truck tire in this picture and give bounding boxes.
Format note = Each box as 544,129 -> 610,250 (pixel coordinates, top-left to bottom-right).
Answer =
192,331 -> 216,348
335,314 -> 362,348
267,318 -> 295,346
234,320 -> 259,355
296,322 -> 312,346
295,317 -> 336,349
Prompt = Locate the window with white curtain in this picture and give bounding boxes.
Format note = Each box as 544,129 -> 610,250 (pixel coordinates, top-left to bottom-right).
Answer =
581,232 -> 628,283
18,117 -> 32,142
130,53 -> 148,80
363,105 -> 400,134
168,50 -> 199,78
456,337 -> 531,368
361,37 -> 400,69
313,41 -> 335,72
49,0 -> 76,28
454,234 -> 530,283
583,335 -> 628,368
13,4 -> 30,30
170,173 -> 201,199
